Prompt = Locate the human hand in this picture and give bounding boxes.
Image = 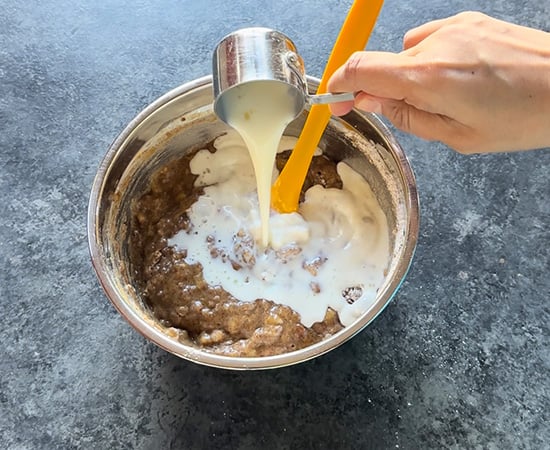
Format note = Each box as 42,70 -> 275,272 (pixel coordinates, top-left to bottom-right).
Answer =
327,11 -> 550,153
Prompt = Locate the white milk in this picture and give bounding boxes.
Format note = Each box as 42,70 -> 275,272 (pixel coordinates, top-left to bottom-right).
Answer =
168,131 -> 390,327
220,80 -> 298,247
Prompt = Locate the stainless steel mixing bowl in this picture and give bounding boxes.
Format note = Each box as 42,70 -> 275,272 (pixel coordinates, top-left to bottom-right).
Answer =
88,76 -> 419,370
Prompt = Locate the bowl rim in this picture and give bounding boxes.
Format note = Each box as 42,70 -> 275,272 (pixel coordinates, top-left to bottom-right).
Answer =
87,75 -> 419,370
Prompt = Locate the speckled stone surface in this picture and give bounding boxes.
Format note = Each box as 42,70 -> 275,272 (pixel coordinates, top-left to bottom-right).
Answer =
1,0 -> 549,448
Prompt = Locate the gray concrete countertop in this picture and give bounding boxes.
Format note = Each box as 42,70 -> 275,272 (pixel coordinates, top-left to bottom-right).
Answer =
1,0 -> 548,448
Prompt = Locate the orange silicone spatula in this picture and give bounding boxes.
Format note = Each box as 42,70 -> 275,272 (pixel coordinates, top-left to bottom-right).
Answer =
271,0 -> 384,213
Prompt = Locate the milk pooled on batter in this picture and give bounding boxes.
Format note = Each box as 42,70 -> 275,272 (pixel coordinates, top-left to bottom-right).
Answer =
169,106 -> 390,327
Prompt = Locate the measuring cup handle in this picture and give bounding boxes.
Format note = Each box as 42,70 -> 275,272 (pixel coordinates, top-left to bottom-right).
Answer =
306,92 -> 356,105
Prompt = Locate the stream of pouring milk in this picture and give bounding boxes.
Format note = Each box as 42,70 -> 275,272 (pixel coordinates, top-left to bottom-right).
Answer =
168,81 -> 390,327
220,81 -> 297,246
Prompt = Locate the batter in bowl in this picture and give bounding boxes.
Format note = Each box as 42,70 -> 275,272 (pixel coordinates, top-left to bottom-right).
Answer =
128,132 -> 389,357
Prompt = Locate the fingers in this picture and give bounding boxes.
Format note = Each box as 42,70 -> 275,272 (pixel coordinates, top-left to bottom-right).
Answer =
403,17 -> 448,49
403,12 -> 491,50
328,93 -> 381,116
329,100 -> 354,116
373,96 -> 450,141
342,93 -> 474,153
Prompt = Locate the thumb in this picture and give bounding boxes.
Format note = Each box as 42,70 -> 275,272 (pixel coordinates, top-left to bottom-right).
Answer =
327,51 -> 426,104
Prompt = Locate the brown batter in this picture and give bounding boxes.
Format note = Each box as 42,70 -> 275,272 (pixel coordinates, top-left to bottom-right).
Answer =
128,140 -> 344,357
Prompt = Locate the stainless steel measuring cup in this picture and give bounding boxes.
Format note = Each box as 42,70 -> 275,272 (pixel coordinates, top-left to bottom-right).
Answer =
212,27 -> 355,124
